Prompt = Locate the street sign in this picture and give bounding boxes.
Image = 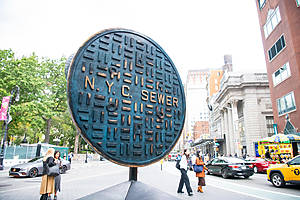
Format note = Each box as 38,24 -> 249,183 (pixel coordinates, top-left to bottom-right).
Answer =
273,124 -> 278,135
67,29 -> 186,167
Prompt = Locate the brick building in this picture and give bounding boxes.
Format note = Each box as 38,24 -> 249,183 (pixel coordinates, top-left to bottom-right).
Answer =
193,121 -> 210,141
255,0 -> 300,133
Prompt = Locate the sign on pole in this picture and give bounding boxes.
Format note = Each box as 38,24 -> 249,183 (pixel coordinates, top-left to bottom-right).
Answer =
0,96 -> 11,121
273,124 -> 278,135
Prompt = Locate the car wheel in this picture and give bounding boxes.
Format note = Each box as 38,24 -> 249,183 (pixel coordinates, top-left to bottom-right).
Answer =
29,168 -> 38,178
221,169 -> 229,179
244,175 -> 250,179
206,170 -> 211,175
271,173 -> 285,188
60,165 -> 67,174
254,166 -> 258,173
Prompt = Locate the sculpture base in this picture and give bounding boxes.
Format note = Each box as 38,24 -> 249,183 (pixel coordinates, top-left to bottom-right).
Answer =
78,181 -> 180,200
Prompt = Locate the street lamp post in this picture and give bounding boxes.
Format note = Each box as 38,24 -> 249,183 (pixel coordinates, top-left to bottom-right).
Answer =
0,86 -> 20,170
84,145 -> 88,163
85,151 -> 88,163
21,134 -> 28,144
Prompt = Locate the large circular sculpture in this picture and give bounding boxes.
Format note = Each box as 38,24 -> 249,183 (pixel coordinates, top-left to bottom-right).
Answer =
67,29 -> 185,166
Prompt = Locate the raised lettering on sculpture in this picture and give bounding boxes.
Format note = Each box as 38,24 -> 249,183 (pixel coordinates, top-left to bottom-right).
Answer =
85,76 -> 95,90
141,90 -> 178,107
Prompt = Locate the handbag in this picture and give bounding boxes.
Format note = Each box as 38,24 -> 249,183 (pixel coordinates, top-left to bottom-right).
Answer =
47,164 -> 60,177
193,165 -> 204,173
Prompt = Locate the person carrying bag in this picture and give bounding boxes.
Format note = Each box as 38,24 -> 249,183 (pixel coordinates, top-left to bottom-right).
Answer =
54,151 -> 62,200
177,149 -> 193,196
194,151 -> 208,193
40,148 -> 56,200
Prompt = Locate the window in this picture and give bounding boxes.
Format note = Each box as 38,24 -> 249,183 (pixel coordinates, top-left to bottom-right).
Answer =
268,35 -> 286,61
263,7 -> 281,38
266,116 -> 274,137
272,62 -> 291,86
277,92 -> 296,116
290,157 -> 300,165
258,0 -> 266,9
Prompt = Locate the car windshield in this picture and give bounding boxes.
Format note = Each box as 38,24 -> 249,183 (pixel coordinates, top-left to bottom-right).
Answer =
28,157 -> 42,163
223,157 -> 245,163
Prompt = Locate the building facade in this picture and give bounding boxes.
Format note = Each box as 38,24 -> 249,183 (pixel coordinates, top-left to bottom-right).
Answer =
208,70 -> 224,97
212,72 -> 273,156
255,0 -> 300,134
185,70 -> 210,143
193,121 -> 210,141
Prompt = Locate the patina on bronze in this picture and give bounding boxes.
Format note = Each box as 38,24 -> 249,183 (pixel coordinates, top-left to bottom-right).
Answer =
67,29 -> 185,167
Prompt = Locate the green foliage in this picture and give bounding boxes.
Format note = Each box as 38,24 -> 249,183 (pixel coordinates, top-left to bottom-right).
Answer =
50,111 -> 77,148
0,49 -> 76,147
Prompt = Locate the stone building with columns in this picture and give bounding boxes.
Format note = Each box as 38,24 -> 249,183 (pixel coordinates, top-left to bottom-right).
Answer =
209,72 -> 274,157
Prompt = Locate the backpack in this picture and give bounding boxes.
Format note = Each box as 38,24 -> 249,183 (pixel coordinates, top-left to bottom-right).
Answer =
176,159 -> 181,170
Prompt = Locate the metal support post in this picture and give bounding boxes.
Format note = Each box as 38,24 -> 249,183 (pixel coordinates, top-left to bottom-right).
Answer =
129,167 -> 137,181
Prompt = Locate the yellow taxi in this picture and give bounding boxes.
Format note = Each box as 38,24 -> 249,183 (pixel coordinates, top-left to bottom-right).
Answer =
267,155 -> 300,187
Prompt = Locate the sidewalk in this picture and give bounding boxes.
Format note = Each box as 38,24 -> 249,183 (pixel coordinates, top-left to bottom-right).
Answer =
0,167 -> 10,176
70,159 -> 109,170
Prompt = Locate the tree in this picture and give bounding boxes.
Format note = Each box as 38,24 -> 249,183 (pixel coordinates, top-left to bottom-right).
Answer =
0,49 -> 46,143
37,57 -> 68,143
50,110 -> 77,148
0,49 -> 72,145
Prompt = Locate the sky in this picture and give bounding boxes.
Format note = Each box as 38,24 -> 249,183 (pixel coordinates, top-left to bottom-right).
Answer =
0,0 -> 267,82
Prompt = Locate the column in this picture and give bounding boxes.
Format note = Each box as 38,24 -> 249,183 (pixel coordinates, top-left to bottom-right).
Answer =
231,100 -> 240,157
223,109 -> 231,156
227,106 -> 234,156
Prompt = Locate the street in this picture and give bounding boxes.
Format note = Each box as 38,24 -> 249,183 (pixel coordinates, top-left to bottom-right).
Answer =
0,161 -> 299,200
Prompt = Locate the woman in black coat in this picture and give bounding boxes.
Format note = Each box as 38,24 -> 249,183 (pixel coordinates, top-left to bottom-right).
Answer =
40,148 -> 56,200
54,151 -> 62,200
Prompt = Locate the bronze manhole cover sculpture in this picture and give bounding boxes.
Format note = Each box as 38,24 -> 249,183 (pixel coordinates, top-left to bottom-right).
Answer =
67,29 -> 186,167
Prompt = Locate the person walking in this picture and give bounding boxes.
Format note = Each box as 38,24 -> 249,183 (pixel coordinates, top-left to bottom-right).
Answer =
54,151 -> 62,200
195,151 -> 208,193
177,149 -> 193,196
68,152 -> 73,164
40,148 -> 56,200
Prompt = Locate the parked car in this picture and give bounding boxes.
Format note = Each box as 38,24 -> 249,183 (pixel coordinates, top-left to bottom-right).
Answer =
9,156 -> 71,178
206,157 -> 254,179
267,155 -> 300,188
245,157 -> 277,173
168,152 -> 178,161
